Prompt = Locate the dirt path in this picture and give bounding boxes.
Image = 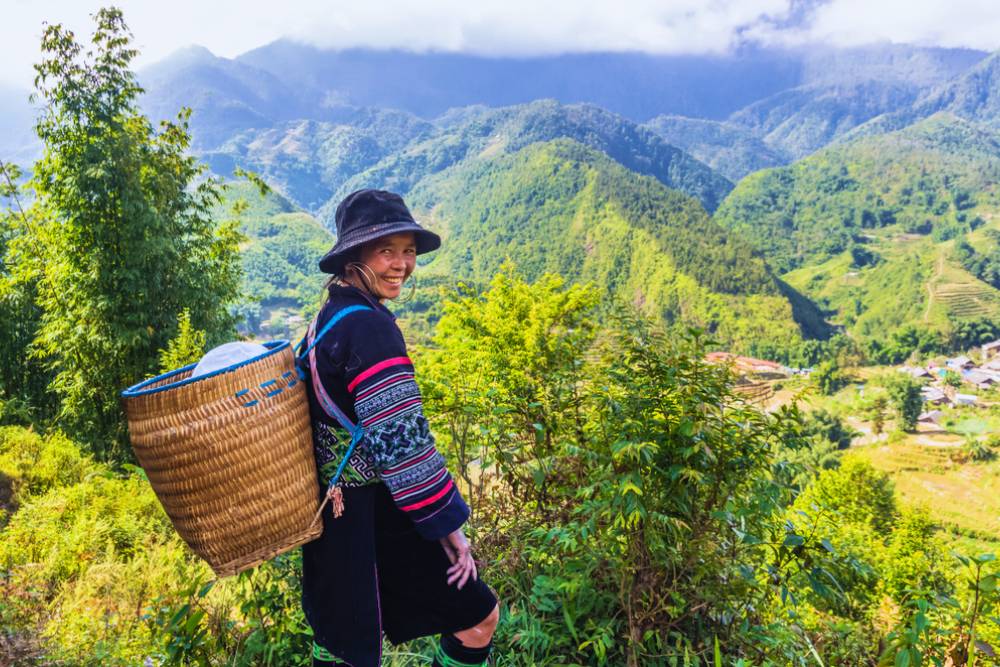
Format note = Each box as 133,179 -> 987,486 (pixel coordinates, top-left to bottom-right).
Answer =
923,254 -> 944,322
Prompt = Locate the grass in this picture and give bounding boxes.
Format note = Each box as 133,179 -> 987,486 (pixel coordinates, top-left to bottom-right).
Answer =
790,376 -> 1000,553
851,442 -> 1000,552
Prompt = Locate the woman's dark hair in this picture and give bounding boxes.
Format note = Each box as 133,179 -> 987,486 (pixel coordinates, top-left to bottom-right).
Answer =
322,247 -> 364,298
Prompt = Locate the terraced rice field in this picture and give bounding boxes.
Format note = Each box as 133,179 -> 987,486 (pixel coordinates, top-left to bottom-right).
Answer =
733,380 -> 774,403
853,442 -> 1000,552
934,281 -> 1000,318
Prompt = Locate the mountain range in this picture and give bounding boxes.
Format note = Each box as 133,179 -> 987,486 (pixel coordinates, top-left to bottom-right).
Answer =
5,38 -> 1000,357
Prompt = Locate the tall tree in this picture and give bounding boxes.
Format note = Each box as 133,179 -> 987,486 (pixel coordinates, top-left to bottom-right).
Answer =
885,375 -> 923,433
24,8 -> 242,459
0,161 -> 54,423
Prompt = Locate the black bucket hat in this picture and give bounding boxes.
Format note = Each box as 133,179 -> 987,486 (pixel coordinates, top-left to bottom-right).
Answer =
319,189 -> 441,275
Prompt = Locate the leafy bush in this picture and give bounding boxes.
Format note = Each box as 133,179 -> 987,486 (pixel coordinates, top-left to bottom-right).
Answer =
420,268 -> 842,664
0,426 -> 94,513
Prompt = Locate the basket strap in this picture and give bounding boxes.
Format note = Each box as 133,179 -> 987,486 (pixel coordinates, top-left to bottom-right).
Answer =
299,305 -> 372,491
298,304 -> 372,362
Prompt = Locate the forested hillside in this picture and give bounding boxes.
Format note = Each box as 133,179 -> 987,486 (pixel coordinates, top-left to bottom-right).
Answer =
715,113 -> 1000,350
643,114 -> 789,181
405,138 -> 826,351
332,100 -> 733,220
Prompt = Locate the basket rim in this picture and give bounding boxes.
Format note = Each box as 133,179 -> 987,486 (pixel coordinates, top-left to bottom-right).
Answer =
121,339 -> 294,398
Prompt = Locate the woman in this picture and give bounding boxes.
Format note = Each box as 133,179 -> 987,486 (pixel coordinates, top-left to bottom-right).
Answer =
300,189 -> 499,667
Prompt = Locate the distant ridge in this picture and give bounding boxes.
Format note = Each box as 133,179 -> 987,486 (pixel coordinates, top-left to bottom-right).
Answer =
235,41 -> 806,121
329,100 -> 733,219
846,50 -> 1000,139
643,115 -> 788,181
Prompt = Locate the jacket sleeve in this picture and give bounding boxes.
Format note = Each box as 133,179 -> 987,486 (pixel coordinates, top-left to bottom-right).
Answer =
342,310 -> 470,540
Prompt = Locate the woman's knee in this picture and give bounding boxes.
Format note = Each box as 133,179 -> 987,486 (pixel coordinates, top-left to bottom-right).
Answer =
453,603 -> 500,647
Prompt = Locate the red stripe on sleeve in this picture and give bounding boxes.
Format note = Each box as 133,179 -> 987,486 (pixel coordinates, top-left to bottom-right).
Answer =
399,479 -> 454,512
347,356 -> 413,393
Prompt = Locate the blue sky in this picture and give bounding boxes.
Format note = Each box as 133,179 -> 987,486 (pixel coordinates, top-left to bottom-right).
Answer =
3,0 -> 999,88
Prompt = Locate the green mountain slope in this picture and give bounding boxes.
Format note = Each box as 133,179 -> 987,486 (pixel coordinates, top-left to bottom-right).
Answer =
330,100 -> 733,221
727,80 -> 923,159
716,114 -> 1000,343
643,114 -> 789,181
404,138 -> 828,352
201,110 -> 434,211
715,114 -> 1000,273
215,182 -> 333,335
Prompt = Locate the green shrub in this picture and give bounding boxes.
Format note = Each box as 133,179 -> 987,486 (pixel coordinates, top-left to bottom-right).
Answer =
0,426 -> 94,515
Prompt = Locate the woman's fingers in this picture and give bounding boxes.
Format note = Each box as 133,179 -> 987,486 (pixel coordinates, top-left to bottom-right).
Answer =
442,529 -> 478,588
448,551 -> 476,589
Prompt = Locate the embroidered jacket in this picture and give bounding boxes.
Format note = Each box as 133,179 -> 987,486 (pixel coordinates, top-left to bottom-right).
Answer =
302,284 -> 469,541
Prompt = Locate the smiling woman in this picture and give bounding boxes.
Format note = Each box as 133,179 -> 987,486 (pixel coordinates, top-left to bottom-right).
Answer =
299,189 -> 499,667
344,232 -> 418,300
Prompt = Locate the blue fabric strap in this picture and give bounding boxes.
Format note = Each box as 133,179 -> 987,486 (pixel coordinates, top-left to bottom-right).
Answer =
298,304 -> 372,362
296,304 -> 372,491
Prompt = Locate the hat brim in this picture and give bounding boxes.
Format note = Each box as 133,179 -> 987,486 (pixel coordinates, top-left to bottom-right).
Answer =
319,220 -> 441,274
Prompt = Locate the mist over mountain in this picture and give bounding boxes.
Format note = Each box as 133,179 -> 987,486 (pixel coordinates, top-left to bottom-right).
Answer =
235,41 -> 809,122
846,50 -> 1000,139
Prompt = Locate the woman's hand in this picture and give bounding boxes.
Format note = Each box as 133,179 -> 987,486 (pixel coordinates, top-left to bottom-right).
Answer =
439,528 -> 477,589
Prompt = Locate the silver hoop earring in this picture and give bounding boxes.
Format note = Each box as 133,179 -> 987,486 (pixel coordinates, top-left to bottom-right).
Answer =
394,274 -> 417,303
347,261 -> 380,296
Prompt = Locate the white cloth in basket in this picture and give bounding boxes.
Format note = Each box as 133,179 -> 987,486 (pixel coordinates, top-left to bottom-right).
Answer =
191,342 -> 268,378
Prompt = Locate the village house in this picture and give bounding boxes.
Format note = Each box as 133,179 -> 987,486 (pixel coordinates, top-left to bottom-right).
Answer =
918,409 -> 943,424
921,386 -> 948,404
955,393 -> 978,406
963,369 -> 997,390
982,339 -> 1000,358
947,356 -> 974,370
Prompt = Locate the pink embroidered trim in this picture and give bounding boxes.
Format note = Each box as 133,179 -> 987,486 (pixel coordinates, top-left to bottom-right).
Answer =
399,479 -> 454,512
347,356 -> 412,393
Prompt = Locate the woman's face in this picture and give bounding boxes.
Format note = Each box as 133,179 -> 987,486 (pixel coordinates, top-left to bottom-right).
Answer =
351,232 -> 417,300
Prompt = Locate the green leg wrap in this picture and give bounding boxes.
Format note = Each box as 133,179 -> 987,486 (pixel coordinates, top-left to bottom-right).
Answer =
433,642 -> 490,667
312,641 -> 347,664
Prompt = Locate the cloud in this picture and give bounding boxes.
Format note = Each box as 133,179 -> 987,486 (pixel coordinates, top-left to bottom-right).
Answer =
284,0 -> 795,55
742,0 -> 1000,50
1,0 -> 998,88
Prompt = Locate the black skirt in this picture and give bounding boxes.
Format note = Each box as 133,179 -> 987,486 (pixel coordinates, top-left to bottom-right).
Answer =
301,483 -> 497,667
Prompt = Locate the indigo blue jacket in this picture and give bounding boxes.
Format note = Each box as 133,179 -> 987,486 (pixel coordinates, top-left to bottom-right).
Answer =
302,283 -> 469,541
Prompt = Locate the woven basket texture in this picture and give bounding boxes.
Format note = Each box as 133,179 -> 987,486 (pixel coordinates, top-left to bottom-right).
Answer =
121,343 -> 321,577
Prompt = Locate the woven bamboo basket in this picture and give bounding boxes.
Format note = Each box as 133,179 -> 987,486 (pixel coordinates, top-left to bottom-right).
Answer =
121,340 -> 322,577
